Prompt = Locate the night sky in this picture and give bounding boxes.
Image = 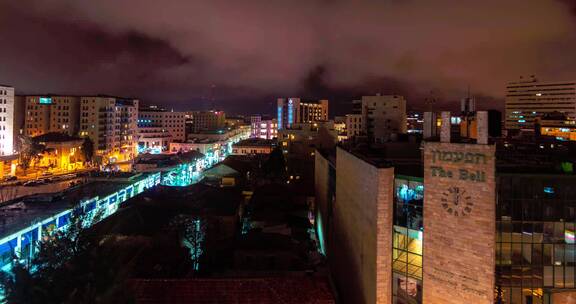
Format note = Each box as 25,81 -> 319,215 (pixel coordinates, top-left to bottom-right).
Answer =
2,0 -> 576,115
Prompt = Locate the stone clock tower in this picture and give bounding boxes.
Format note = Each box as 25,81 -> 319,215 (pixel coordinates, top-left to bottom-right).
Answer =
422,111 -> 496,304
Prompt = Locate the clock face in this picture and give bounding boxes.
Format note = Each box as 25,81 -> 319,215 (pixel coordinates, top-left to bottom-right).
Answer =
441,186 -> 473,216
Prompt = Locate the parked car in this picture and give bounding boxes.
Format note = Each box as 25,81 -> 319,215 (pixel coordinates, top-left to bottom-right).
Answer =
23,180 -> 41,187
41,172 -> 54,177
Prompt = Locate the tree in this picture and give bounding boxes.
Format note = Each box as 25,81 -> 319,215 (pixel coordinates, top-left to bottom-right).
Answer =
18,135 -> 44,173
81,137 -> 94,165
169,215 -> 206,275
0,209 -> 134,304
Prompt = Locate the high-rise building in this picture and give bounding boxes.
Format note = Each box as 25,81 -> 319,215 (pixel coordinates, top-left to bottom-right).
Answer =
250,115 -> 277,139
350,95 -> 407,142
137,106 -> 186,152
0,85 -> 15,156
20,95 -> 81,137
79,96 -> 138,163
277,98 -> 328,130
505,76 -> 576,131
187,111 -> 226,133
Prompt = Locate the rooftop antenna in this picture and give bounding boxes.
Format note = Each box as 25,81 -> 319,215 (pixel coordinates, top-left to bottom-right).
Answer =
425,89 -> 437,112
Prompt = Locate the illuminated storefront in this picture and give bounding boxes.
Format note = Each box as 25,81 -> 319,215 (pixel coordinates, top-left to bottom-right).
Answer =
393,176 -> 423,304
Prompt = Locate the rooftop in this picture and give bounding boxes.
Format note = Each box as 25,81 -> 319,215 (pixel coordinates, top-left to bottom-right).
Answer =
34,132 -> 82,143
135,151 -> 204,166
129,276 -> 336,304
123,184 -> 243,218
0,178 -> 151,239
340,141 -> 423,177
233,138 -> 276,147
337,137 -> 576,177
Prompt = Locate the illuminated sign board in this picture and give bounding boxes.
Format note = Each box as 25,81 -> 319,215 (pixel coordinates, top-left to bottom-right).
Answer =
39,97 -> 52,104
423,142 -> 495,304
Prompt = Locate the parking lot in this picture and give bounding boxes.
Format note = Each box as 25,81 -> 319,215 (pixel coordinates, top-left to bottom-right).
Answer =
0,174 -> 84,204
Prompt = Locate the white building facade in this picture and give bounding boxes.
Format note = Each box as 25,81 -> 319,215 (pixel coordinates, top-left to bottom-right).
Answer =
138,107 -> 186,152
0,85 -> 15,156
505,76 -> 576,130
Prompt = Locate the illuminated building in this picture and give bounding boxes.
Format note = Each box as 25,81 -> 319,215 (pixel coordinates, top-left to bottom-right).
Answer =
34,133 -> 84,172
137,105 -> 186,152
315,111 -> 576,304
19,95 -> 80,138
224,116 -> 246,128
277,98 -> 328,130
0,172 -> 161,272
333,116 -> 347,142
232,138 -> 276,155
79,96 -> 139,163
0,155 -> 18,179
0,85 -> 16,156
187,110 -> 226,133
406,111 -> 423,134
351,95 -> 407,142
536,112 -> 576,141
250,115 -> 277,139
506,76 -> 576,131
278,121 -> 337,158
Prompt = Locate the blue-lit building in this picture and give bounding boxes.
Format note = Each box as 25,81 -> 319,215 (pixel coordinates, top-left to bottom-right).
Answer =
0,173 -> 161,272
277,98 -> 328,130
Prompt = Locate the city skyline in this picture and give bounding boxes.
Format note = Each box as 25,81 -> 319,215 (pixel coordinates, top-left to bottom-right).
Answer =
2,1 -> 576,114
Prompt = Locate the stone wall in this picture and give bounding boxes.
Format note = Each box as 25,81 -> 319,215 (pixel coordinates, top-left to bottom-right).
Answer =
422,142 -> 496,304
332,147 -> 394,304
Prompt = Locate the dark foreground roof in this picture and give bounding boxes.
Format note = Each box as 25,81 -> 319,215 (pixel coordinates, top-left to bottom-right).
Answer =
129,276 -> 335,304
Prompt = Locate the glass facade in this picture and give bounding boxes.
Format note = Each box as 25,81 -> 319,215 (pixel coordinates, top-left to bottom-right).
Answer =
496,175 -> 576,304
393,176 -> 424,304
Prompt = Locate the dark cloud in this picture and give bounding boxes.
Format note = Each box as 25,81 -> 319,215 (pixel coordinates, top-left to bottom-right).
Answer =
1,0 -> 576,114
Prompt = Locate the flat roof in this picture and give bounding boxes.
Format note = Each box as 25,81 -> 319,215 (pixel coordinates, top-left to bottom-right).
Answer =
0,177 -> 151,239
233,138 -> 276,147
338,139 -> 576,177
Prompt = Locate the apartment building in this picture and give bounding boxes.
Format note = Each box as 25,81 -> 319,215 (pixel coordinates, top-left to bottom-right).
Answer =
187,111 -> 226,133
351,95 -> 407,142
20,95 -> 80,137
79,96 -> 138,163
506,76 -> 576,131
137,106 -> 186,152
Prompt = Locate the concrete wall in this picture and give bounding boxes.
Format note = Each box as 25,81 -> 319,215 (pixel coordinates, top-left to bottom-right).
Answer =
332,147 -> 393,304
422,142 -> 496,304
314,150 -> 330,254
